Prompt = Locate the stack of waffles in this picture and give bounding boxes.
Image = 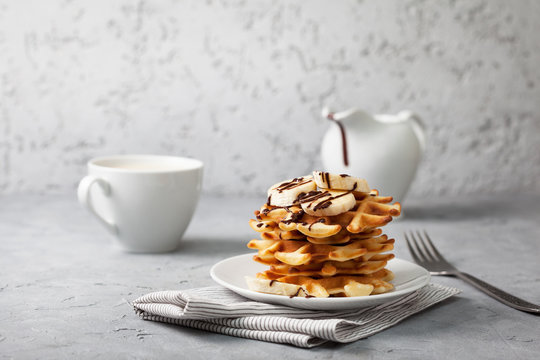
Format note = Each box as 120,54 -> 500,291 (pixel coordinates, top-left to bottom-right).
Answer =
245,171 -> 401,298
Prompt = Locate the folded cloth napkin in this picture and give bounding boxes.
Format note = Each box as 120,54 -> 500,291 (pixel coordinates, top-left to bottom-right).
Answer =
132,283 -> 460,348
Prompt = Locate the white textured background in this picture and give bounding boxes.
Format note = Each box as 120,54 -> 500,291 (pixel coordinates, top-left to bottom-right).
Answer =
1,0 -> 539,197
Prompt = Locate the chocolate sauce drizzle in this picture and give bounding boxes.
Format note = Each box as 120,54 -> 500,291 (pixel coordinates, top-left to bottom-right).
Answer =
327,112 -> 349,166
275,177 -> 311,193
298,183 -> 358,211
289,287 -> 305,298
323,171 -> 331,188
299,190 -> 331,209
281,209 -> 305,225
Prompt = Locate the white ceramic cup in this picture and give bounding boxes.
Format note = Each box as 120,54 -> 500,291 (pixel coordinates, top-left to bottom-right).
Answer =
77,155 -> 203,253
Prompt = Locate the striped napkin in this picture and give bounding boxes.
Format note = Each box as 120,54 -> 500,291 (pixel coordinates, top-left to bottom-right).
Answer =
132,283 -> 460,348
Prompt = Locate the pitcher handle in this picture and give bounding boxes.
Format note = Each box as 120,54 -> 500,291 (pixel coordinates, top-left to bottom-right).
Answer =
397,110 -> 426,153
77,175 -> 117,234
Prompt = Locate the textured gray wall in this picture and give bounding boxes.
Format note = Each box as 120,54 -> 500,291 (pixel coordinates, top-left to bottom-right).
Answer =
1,0 -> 539,197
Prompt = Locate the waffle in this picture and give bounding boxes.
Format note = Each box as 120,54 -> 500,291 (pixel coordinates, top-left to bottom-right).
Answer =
245,172 -> 401,298
264,253 -> 394,277
306,228 -> 383,245
248,268 -> 395,298
248,238 -> 368,266
248,234 -> 394,266
253,191 -> 401,239
347,191 -> 401,233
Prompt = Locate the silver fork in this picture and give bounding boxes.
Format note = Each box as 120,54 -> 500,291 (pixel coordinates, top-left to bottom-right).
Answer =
405,230 -> 540,315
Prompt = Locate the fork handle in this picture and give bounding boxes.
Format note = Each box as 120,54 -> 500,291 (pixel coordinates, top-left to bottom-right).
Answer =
456,272 -> 540,314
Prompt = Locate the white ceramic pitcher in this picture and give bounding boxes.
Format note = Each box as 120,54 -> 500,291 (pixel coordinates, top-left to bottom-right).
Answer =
320,107 -> 425,202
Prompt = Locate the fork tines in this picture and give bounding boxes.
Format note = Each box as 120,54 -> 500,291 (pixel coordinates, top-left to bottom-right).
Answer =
405,230 -> 446,264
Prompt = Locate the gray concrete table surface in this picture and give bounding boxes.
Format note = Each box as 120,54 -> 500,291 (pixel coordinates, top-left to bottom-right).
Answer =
0,193 -> 539,359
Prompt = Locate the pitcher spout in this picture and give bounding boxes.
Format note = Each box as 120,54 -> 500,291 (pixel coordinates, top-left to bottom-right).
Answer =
322,107 -> 373,123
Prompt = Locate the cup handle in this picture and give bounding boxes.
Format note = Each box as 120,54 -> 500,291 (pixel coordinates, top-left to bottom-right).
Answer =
77,175 -> 117,234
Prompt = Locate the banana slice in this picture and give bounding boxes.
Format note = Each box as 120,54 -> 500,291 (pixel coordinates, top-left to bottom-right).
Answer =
299,190 -> 356,217
312,171 -> 370,192
267,176 -> 316,207
292,222 -> 342,238
343,282 -> 374,297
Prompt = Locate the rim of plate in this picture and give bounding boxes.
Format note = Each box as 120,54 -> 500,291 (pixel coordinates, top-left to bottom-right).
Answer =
210,253 -> 430,305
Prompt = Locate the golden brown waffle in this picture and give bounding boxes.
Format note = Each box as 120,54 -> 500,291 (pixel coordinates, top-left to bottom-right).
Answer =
346,191 -> 401,233
251,191 -> 400,238
248,238 -> 367,266
248,234 -> 394,266
262,253 -> 394,278
254,268 -> 395,297
306,228 -> 383,245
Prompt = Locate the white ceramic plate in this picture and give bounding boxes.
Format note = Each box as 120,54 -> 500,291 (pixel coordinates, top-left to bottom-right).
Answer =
210,253 -> 430,310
